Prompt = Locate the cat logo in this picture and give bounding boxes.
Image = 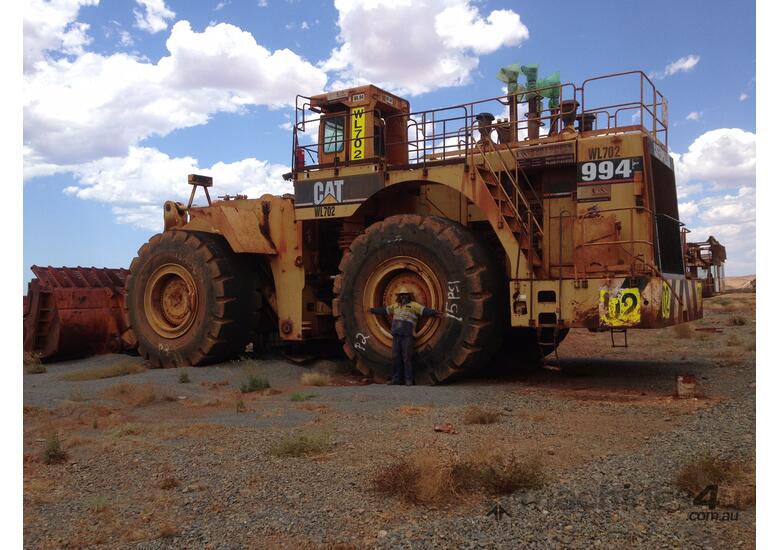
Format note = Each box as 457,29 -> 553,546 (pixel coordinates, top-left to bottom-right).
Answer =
313,179 -> 344,205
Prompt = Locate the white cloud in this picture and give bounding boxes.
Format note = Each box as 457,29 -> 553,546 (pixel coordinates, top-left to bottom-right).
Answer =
672,128 -> 755,194
134,0 -> 175,34
739,92 -> 749,102
258,0 -> 268,6
686,111 -> 702,121
24,20 -> 327,172
23,0 -> 100,72
657,54 -> 700,79
63,147 -> 292,230
672,129 -> 756,275
322,0 -> 529,96
119,30 -> 134,47
300,21 -> 309,30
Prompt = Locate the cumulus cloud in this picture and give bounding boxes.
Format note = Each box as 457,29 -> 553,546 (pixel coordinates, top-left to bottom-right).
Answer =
134,0 -> 175,33
63,146 -> 292,230
672,129 -> 756,275
23,0 -> 100,72
24,20 -> 327,173
322,0 -> 529,96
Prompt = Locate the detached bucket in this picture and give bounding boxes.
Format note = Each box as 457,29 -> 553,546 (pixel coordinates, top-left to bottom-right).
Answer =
677,374 -> 697,398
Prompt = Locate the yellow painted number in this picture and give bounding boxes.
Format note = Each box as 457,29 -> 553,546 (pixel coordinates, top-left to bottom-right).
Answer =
350,107 -> 365,161
600,288 -> 641,327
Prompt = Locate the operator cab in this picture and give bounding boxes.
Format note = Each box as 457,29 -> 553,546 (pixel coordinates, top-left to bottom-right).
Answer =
296,85 -> 410,169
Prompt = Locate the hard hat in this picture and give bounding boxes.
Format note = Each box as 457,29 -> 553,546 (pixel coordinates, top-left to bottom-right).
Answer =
396,286 -> 413,296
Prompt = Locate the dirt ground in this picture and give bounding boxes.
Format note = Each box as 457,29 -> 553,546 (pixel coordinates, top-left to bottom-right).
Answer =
23,293 -> 756,549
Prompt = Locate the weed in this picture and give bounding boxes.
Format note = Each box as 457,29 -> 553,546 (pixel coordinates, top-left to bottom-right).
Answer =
85,495 -> 109,513
290,392 -> 318,402
158,476 -> 180,490
240,374 -> 270,393
372,446 -> 544,504
43,432 -> 68,465
23,352 -> 43,367
672,324 -> 693,339
62,360 -> 145,381
301,371 -> 331,386
270,430 -> 331,457
108,423 -> 143,438
676,455 -> 755,509
102,383 -> 159,406
464,405 -> 501,425
726,335 -> 741,347
712,297 -> 732,306
236,400 -> 247,413
179,372 -> 190,384
728,315 -> 747,326
26,362 -> 47,375
158,523 -> 180,538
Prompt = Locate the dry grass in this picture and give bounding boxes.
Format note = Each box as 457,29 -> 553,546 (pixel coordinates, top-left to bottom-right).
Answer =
62,360 -> 145,382
372,445 -> 544,504
101,383 -> 170,407
270,430 -> 332,457
464,406 -> 502,425
42,432 -> 68,465
301,371 -> 332,386
290,391 -> 318,402
157,522 -> 180,538
727,315 -> 747,326
672,324 -> 693,339
24,352 -> 43,367
676,455 -> 755,509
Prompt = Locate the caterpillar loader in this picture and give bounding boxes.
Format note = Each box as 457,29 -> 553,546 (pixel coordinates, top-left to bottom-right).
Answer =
124,66 -> 702,383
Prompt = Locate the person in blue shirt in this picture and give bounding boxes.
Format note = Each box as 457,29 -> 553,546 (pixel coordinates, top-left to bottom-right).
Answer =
369,287 -> 441,385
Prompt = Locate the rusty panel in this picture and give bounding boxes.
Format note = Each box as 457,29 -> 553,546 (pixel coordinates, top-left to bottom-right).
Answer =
24,266 -> 133,361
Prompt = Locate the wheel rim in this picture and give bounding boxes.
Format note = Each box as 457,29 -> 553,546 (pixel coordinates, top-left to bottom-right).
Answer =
143,263 -> 198,339
362,256 -> 443,349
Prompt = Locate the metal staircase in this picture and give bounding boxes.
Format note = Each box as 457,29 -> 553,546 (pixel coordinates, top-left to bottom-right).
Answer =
472,141 -> 545,277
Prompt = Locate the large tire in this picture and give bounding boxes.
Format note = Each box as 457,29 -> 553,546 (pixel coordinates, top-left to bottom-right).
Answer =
333,215 -> 505,384
126,230 -> 254,367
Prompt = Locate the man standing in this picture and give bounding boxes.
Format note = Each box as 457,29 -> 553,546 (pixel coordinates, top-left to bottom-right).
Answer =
369,287 -> 441,385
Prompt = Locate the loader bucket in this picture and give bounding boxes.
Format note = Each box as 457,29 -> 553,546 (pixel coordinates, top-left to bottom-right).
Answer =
23,266 -> 136,362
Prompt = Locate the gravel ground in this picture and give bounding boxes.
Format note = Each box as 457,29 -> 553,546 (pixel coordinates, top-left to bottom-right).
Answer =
23,293 -> 756,549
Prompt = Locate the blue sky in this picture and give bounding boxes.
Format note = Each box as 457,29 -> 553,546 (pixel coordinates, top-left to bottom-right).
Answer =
23,0 -> 756,285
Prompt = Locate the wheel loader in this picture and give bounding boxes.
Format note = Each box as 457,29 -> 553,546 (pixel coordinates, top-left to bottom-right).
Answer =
123,67 -> 703,384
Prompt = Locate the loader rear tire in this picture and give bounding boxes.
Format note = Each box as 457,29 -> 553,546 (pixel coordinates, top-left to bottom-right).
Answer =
333,215 -> 505,384
126,230 -> 254,367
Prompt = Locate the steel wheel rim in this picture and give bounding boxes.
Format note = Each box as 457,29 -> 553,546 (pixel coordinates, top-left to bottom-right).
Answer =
362,256 -> 443,349
144,263 -> 198,339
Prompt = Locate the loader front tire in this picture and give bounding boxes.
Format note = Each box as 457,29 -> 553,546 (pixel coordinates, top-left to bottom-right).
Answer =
126,230 -> 253,367
333,215 -> 505,384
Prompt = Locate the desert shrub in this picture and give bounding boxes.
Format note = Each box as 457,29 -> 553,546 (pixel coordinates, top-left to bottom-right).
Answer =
270,430 -> 331,457
102,383 -> 159,407
290,392 -> 318,402
43,432 -> 68,464
301,371 -> 331,386
26,362 -> 47,375
240,374 -> 270,393
676,455 -> 754,509
236,400 -> 247,413
728,315 -> 747,326
179,372 -> 190,384
372,447 -> 544,504
464,406 -> 501,425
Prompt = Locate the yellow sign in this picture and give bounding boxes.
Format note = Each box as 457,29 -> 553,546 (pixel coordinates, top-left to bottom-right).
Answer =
600,287 -> 641,327
696,281 -> 703,304
661,282 -> 671,319
350,107 -> 365,161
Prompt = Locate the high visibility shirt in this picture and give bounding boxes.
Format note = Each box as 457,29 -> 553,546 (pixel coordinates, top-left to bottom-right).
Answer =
370,301 -> 437,336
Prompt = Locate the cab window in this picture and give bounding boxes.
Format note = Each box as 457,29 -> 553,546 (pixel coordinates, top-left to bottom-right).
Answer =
323,117 -> 345,153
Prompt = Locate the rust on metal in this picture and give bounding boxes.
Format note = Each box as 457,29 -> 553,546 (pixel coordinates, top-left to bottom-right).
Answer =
23,266 -> 134,361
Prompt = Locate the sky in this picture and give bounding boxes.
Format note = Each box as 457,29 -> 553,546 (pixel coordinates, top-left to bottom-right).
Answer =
22,0 -> 757,284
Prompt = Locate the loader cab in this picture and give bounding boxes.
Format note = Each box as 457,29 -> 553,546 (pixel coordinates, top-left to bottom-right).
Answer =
302,85 -> 410,168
